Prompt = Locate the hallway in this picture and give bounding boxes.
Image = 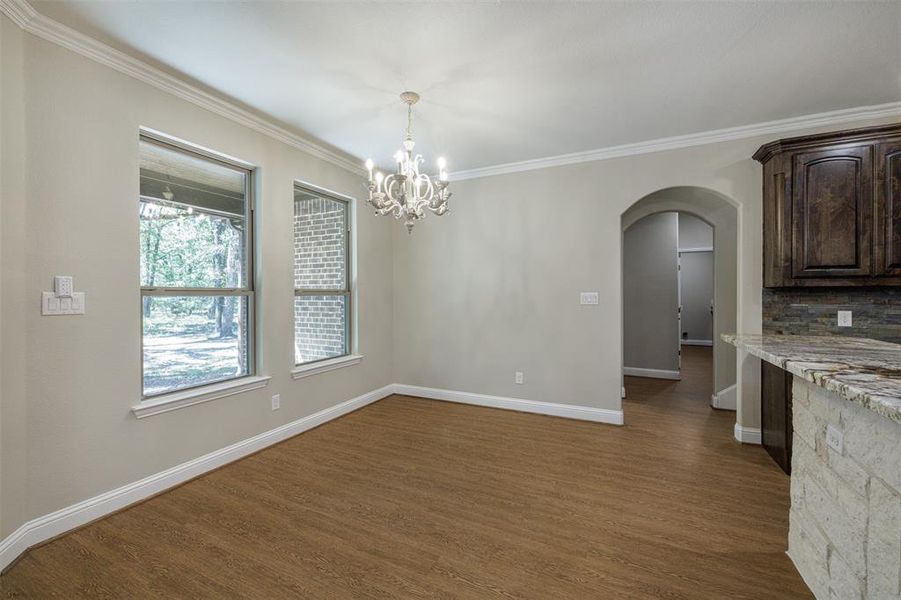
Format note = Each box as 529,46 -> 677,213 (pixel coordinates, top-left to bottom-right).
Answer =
623,345 -> 747,471
625,345 -> 718,416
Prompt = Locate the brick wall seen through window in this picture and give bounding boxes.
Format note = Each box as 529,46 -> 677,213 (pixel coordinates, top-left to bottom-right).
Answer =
294,191 -> 349,364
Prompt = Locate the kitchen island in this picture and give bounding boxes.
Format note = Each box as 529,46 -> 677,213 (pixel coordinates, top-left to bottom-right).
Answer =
725,334 -> 900,600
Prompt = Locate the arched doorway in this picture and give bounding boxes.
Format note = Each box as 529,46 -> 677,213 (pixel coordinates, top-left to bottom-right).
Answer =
621,187 -> 739,429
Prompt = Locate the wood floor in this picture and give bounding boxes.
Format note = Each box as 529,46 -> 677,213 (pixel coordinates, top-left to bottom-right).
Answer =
1,347 -> 811,599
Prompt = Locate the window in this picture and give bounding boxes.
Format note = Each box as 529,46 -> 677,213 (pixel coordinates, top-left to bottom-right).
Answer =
293,184 -> 351,366
139,133 -> 255,398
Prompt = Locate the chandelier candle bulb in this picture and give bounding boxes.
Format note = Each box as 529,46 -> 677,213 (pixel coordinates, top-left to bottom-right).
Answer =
365,91 -> 452,233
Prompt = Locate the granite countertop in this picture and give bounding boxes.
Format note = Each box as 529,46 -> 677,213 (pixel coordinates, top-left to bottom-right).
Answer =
722,334 -> 901,424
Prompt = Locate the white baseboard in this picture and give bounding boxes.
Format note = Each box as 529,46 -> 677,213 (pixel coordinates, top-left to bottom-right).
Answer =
622,367 -> 681,380
393,384 -> 624,426
681,339 -> 713,347
0,384 -> 394,573
734,423 -> 762,445
711,384 -> 737,410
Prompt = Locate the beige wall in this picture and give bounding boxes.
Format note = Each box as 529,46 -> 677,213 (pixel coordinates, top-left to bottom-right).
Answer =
1,13 -> 28,541
0,20 -> 394,538
392,115 -> 899,430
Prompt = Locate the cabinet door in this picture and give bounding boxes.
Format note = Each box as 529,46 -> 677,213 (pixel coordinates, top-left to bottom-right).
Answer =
876,140 -> 901,275
762,155 -> 791,287
792,145 -> 874,278
761,361 -> 792,475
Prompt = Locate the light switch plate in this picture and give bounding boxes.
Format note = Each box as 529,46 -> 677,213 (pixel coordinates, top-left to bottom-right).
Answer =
580,292 -> 599,305
826,424 -> 843,454
42,291 -> 85,315
837,311 -> 853,327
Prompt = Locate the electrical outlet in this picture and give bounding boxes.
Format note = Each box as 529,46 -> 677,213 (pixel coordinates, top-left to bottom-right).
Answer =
271,394 -> 280,411
826,424 -> 843,454
837,310 -> 852,327
514,371 -> 524,384
580,292 -> 599,305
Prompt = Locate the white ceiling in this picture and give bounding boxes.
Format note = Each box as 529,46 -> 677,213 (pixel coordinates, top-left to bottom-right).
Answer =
33,1 -> 901,173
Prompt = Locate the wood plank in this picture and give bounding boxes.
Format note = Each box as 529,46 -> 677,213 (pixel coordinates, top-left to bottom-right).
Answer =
1,347 -> 811,599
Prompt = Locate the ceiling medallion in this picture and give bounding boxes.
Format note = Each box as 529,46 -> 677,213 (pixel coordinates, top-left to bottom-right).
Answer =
365,91 -> 451,233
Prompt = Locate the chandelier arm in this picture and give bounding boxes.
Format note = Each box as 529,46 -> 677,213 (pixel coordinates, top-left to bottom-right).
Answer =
424,204 -> 448,216
375,202 -> 398,217
369,188 -> 389,208
384,176 -> 403,206
422,176 -> 436,206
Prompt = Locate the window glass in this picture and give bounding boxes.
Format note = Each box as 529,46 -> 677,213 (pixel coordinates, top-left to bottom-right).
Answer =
293,186 -> 350,366
143,295 -> 250,396
293,295 -> 347,364
139,135 -> 254,398
140,139 -> 247,289
293,192 -> 347,290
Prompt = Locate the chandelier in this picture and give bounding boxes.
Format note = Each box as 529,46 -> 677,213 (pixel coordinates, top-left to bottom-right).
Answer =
365,91 -> 451,233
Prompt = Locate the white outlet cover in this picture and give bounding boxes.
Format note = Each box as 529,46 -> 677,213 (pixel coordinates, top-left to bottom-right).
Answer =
580,292 -> 599,305
837,310 -> 852,327
271,394 -> 280,410
826,424 -> 843,454
514,371 -> 524,384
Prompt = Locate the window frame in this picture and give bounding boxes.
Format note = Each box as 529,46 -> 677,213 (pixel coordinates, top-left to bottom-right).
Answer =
138,129 -> 257,400
292,181 -> 354,368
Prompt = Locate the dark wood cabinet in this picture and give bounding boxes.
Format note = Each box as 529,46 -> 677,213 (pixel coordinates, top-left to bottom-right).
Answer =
755,123 -> 901,287
875,139 -> 901,275
792,145 -> 873,279
761,362 -> 792,475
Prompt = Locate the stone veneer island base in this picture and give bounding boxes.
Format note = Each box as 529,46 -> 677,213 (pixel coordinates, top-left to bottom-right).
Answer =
789,378 -> 899,599
723,334 -> 900,600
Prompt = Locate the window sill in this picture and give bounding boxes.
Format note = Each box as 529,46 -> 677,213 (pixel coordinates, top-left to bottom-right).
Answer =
132,375 -> 271,419
292,354 -> 363,380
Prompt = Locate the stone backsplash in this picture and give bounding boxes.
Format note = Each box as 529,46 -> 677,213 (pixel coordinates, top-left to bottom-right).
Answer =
763,288 -> 901,343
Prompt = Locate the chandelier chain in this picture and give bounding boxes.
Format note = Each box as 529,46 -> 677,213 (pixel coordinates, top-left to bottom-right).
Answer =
406,103 -> 413,140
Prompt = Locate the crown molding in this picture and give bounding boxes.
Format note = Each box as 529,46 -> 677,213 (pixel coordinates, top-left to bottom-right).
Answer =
0,0 -> 33,28
4,0 -> 900,183
0,0 -> 364,176
450,101 -> 901,181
